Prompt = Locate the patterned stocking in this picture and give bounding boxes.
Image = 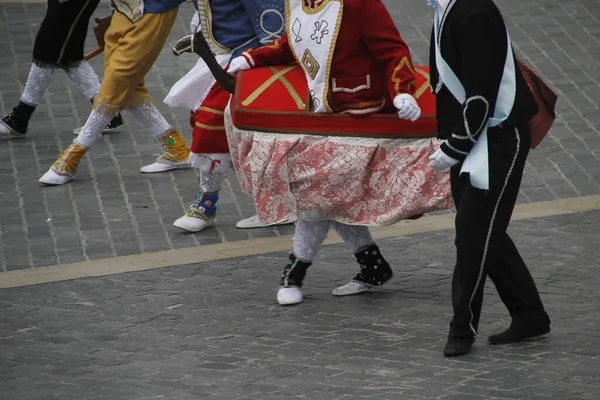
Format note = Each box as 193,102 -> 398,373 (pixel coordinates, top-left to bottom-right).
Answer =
331,222 -> 375,253
66,61 -> 101,101
74,109 -> 113,148
292,219 -> 331,262
21,63 -> 55,106
127,103 -> 172,138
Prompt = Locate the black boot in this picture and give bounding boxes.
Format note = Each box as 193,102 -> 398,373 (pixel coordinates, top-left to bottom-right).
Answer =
443,337 -> 474,357
277,253 -> 312,306
0,101 -> 35,135
351,244 -> 393,287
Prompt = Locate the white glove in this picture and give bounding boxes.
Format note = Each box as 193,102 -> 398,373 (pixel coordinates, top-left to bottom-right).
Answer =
190,12 -> 200,34
227,56 -> 251,75
393,93 -> 421,121
428,148 -> 460,170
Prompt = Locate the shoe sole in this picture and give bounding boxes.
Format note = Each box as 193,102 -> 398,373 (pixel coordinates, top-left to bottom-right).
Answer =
236,217 -> 298,229
173,220 -> 215,233
488,327 -> 551,345
140,164 -> 192,174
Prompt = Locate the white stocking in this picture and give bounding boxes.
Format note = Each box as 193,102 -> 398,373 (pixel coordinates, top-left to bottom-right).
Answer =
331,221 -> 375,253
21,64 -> 55,106
292,219 -> 331,262
66,61 -> 101,101
198,156 -> 232,193
127,103 -> 171,138
74,109 -> 113,148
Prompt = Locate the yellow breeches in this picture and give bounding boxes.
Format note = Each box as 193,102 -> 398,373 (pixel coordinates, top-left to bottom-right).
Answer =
95,8 -> 178,116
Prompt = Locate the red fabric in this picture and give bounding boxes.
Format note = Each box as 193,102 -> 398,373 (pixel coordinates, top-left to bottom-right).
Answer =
190,83 -> 231,154
232,65 -> 437,137
242,0 -> 416,113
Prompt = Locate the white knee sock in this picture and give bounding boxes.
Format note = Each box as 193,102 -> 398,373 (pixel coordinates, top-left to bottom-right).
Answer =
74,109 -> 113,148
331,221 -> 375,253
21,64 -> 55,106
66,61 -> 101,101
127,103 -> 172,138
198,157 -> 231,193
292,219 -> 331,262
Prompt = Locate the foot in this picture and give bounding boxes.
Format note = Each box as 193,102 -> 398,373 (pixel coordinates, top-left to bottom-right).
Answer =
488,324 -> 551,345
443,338 -> 474,357
39,169 -> 73,185
332,281 -> 370,296
277,286 -> 303,305
140,155 -> 191,173
236,214 -> 298,229
351,244 -> 393,287
173,215 -> 215,232
0,112 -> 28,136
73,113 -> 123,136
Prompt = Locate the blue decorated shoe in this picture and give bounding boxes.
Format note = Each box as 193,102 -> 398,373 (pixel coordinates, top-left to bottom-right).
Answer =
173,190 -> 218,232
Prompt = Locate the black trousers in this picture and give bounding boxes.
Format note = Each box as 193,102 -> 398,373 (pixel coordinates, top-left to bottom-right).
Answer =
449,124 -> 550,340
33,0 -> 101,67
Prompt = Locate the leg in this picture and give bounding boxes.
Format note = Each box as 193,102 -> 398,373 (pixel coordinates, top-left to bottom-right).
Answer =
486,233 -> 551,344
330,222 -> 393,296
277,219 -> 331,305
40,9 -> 181,185
173,155 -> 232,232
445,126 -> 548,356
0,64 -> 55,135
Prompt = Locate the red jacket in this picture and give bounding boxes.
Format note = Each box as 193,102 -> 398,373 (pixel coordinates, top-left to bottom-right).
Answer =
241,0 -> 417,115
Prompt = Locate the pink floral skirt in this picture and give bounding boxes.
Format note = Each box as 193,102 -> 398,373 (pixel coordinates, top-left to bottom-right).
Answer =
225,107 -> 454,226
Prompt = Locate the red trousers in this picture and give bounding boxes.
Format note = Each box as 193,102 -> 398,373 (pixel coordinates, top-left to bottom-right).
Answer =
190,83 -> 231,154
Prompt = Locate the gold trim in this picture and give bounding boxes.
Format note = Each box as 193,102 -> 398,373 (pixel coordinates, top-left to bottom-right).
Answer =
199,0 -> 231,54
285,0 -> 344,113
301,0 -> 335,14
391,56 -> 417,96
198,106 -> 225,115
336,99 -> 385,110
195,122 -> 226,131
414,68 -> 431,99
241,66 -> 298,106
267,67 -> 306,110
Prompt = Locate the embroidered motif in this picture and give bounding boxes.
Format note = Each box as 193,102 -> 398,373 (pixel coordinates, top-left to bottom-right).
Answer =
302,49 -> 320,80
310,20 -> 329,44
310,90 -> 321,110
292,18 -> 303,42
391,56 -> 417,95
259,9 -> 285,45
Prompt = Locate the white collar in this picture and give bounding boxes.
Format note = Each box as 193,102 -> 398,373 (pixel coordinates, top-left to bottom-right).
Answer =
437,0 -> 451,12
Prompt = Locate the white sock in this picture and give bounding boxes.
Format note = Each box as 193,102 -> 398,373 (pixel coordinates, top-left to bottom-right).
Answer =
127,103 -> 171,138
74,109 -> 113,148
292,219 -> 331,262
331,221 -> 375,253
66,61 -> 101,101
21,64 -> 55,106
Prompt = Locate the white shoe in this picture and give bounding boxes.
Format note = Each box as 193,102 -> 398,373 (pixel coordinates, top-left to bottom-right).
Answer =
173,215 -> 215,232
332,281 -> 371,296
39,169 -> 73,185
140,157 -> 191,173
236,214 -> 298,229
277,286 -> 303,305
0,121 -> 13,135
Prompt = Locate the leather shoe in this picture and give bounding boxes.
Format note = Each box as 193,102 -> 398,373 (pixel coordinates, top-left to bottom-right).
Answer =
488,324 -> 550,345
443,338 -> 474,357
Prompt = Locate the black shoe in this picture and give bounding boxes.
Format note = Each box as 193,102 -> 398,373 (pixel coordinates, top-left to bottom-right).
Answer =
351,244 -> 393,287
443,338 -> 474,357
488,324 -> 550,345
105,113 -> 123,132
0,111 -> 29,135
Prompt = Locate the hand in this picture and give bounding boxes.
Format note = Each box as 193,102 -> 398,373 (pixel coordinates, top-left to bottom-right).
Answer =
172,35 -> 193,56
393,93 -> 421,121
227,56 -> 251,75
428,148 -> 459,170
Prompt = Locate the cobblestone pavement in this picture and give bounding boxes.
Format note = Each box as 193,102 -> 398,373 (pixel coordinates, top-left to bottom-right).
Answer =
1,211 -> 599,399
1,0 -> 600,271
